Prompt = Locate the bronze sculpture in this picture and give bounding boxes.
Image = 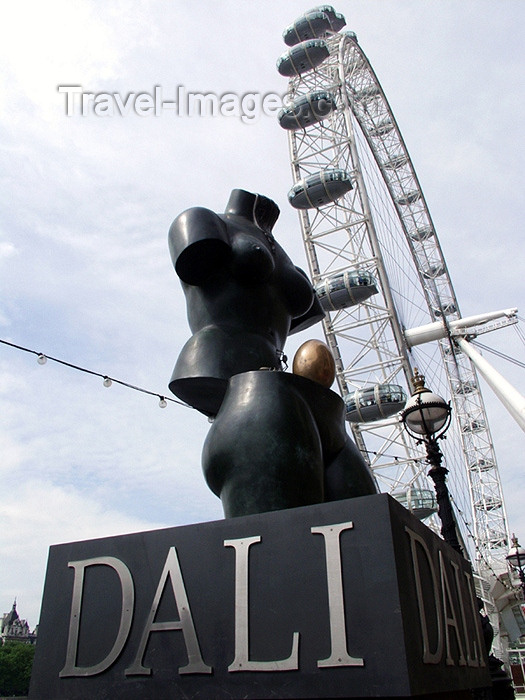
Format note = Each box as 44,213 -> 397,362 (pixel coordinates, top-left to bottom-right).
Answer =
169,189 -> 376,517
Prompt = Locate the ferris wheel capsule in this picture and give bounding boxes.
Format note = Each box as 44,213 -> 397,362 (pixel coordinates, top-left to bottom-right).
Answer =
422,264 -> 445,279
314,270 -> 378,311
396,190 -> 422,206
282,10 -> 332,46
278,91 -> 337,130
314,5 -> 346,32
367,118 -> 394,138
277,21 -> 512,642
410,225 -> 434,241
282,7 -> 347,46
432,302 -> 457,317
382,154 -> 408,170
392,488 -> 438,520
344,384 -> 407,423
469,459 -> 495,472
276,40 -> 330,77
288,169 -> 352,209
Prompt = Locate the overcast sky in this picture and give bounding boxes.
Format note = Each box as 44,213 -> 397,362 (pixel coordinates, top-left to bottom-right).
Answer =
0,0 -> 523,629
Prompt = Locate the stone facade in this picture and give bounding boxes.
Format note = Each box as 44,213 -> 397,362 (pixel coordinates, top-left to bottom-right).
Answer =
1,600 -> 37,645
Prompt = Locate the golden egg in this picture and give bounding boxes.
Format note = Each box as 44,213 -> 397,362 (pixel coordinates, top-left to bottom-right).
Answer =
292,339 -> 336,388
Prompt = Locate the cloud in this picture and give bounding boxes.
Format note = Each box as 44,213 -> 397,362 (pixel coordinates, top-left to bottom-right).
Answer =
0,477 -> 169,627
0,0 -> 523,635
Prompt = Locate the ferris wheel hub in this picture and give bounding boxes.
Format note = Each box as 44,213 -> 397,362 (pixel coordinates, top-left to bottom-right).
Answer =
404,308 -> 518,347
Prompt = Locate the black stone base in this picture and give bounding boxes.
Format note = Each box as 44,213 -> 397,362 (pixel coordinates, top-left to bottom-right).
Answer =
29,494 -> 491,699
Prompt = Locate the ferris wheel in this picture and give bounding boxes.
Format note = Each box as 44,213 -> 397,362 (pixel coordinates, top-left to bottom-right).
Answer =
275,6 -> 520,647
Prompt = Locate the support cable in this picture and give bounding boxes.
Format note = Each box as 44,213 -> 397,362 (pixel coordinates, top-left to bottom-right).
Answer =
471,340 -> 525,370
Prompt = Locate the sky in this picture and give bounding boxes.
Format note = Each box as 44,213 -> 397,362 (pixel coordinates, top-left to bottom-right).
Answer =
0,0 -> 524,630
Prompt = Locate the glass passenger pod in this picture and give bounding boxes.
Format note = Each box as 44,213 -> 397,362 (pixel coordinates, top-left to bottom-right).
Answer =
313,5 -> 346,31
354,85 -> 380,103
422,264 -> 445,279
282,11 -> 332,47
278,91 -> 337,130
383,154 -> 408,170
288,169 -> 352,209
453,379 -> 477,395
393,488 -> 438,520
344,384 -> 407,423
474,497 -> 502,511
315,270 -> 378,311
367,119 -> 394,138
396,190 -> 422,206
433,302 -> 457,318
461,419 -> 486,433
469,458 -> 495,471
410,225 -> 434,242
277,40 -> 330,78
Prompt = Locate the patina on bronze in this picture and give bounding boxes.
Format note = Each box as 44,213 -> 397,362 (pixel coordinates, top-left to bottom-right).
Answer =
169,189 -> 376,516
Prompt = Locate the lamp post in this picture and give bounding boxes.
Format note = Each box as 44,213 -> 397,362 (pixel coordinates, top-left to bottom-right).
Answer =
506,534 -> 525,598
401,371 -> 517,697
401,368 -> 461,553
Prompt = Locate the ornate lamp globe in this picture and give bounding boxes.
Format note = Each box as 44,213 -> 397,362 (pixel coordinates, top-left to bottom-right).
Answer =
401,368 -> 451,439
506,534 -> 525,569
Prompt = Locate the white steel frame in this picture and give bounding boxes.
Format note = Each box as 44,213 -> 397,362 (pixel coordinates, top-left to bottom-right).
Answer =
281,32 -> 511,628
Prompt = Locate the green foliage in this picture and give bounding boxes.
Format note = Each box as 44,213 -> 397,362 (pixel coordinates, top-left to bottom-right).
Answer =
0,641 -> 35,697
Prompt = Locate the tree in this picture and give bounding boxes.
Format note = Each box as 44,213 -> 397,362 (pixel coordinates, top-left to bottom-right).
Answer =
0,642 -> 35,697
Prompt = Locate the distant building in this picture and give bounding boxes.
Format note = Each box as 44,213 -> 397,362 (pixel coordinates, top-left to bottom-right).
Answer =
1,600 -> 37,645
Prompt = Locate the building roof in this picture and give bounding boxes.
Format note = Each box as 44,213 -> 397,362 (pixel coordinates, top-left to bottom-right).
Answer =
1,600 -> 19,632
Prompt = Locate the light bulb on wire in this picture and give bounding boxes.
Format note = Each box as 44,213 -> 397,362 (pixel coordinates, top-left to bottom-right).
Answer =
0,337 -> 196,412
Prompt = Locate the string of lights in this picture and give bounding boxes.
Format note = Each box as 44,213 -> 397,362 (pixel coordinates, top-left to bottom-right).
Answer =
1,342 -> 519,598
0,337 -> 462,467
0,338 -> 191,410
0,338 -> 442,464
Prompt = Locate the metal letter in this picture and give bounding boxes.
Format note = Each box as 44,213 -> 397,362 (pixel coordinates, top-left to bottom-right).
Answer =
225,536 -> 299,672
125,547 -> 211,676
450,560 -> 479,667
311,521 -> 364,667
59,556 -> 134,677
438,550 -> 466,666
464,570 -> 486,667
405,526 -> 443,664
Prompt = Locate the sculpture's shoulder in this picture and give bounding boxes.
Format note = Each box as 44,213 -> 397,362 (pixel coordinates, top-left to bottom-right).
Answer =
169,206 -> 231,285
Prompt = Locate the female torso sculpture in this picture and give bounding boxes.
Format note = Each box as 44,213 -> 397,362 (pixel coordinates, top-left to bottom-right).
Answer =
169,188 -> 323,416
169,189 -> 376,517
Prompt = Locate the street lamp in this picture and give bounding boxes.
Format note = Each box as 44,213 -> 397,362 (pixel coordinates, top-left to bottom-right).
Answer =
401,368 -> 461,553
401,371 -> 518,696
506,534 -> 525,598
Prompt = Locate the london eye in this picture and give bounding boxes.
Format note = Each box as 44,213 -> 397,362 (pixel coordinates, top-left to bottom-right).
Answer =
275,6 -> 523,656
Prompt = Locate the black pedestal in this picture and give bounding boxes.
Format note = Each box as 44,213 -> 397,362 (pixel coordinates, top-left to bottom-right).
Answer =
29,494 -> 490,699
